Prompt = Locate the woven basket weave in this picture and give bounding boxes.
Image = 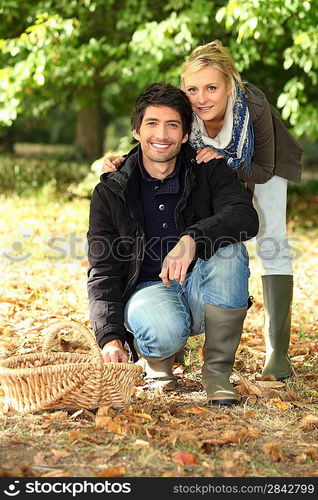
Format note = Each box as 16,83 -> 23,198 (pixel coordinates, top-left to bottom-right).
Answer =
0,321 -> 143,414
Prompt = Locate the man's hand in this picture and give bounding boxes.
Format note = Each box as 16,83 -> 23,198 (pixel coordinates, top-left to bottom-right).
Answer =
159,235 -> 196,286
101,339 -> 128,363
196,147 -> 223,163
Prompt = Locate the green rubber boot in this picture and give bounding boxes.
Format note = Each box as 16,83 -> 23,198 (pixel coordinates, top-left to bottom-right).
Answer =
261,275 -> 293,380
137,355 -> 178,390
202,304 -> 247,405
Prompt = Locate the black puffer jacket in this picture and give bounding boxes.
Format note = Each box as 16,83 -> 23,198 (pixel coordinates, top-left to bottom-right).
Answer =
87,143 -> 259,349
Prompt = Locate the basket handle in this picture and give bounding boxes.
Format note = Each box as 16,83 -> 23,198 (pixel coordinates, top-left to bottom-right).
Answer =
42,320 -> 102,362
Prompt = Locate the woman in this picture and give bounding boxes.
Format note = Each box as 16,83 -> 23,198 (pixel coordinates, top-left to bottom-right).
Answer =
101,40 -> 302,381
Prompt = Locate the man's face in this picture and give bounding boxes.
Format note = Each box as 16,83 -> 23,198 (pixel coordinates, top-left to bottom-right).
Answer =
133,105 -> 188,179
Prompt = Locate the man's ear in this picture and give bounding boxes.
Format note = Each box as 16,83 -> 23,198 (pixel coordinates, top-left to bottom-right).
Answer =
132,129 -> 140,142
182,133 -> 189,144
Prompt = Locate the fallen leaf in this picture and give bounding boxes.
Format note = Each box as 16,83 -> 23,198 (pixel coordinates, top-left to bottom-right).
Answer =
300,414 -> 318,430
173,451 -> 197,465
83,410 -> 96,420
69,410 -> 83,420
221,430 -> 242,444
144,428 -> 152,440
0,298 -> 22,305
40,469 -> 69,477
245,395 -> 258,405
33,452 -> 49,466
303,374 -> 318,381
172,431 -> 198,446
294,447 -> 317,464
50,449 -> 71,464
41,421 -> 52,429
8,438 -> 26,445
182,406 -> 210,416
133,412 -> 152,420
221,450 -> 251,477
97,466 -> 126,477
173,365 -> 186,375
291,355 -> 307,362
304,448 -> 318,460
96,406 -> 109,416
68,430 -> 104,444
234,370 -> 262,396
134,439 -> 150,447
295,453 -> 307,464
292,401 -> 318,411
69,429 -> 80,441
243,410 -> 256,419
95,416 -> 127,435
200,436 -> 236,448
269,398 -> 292,411
43,411 -> 68,423
256,381 -> 285,388
95,416 -> 111,428
263,442 -> 283,462
246,427 -> 261,439
166,405 -> 179,416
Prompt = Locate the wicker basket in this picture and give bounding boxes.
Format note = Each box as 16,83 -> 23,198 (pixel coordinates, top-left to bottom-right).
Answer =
0,321 -> 143,414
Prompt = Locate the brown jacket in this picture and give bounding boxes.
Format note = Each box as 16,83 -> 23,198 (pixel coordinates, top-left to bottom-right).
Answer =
237,83 -> 302,184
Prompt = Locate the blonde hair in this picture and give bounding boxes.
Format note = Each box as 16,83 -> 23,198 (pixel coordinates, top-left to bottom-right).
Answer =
181,40 -> 244,99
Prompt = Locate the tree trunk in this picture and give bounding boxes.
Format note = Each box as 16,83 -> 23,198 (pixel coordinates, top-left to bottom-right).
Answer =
0,127 -> 15,153
75,92 -> 104,161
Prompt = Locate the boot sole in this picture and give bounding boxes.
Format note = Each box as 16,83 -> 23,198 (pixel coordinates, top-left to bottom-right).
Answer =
208,398 -> 239,406
143,379 -> 178,391
261,373 -> 291,381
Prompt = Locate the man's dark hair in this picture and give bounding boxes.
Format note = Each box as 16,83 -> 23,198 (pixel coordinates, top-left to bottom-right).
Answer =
131,83 -> 193,137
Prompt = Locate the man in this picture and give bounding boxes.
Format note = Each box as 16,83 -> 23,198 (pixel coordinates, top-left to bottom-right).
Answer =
87,83 -> 259,405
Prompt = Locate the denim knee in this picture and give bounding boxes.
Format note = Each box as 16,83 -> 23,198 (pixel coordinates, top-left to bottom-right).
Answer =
133,321 -> 188,359
197,242 -> 250,308
125,288 -> 190,359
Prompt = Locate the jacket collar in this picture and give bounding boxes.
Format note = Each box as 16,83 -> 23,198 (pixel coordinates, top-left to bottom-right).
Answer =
100,142 -> 196,194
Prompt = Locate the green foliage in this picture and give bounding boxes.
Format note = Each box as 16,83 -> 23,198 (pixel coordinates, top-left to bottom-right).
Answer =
0,1 -> 225,129
122,1 -> 225,87
12,110 -> 76,145
0,2 -> 163,124
0,154 -> 89,197
302,141 -> 318,167
67,171 -> 99,199
216,0 -> 318,139
1,0 -> 317,147
287,179 -> 318,232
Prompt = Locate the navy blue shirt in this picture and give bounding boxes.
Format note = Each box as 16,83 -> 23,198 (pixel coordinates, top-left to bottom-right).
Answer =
138,152 -> 180,283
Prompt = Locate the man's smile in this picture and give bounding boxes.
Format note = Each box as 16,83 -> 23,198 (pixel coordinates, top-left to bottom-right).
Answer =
150,142 -> 172,150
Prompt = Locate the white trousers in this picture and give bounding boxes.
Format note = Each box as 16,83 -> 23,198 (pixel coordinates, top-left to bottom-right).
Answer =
252,175 -> 293,275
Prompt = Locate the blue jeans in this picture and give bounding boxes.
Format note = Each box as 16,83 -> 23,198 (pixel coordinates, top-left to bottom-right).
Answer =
124,243 -> 250,360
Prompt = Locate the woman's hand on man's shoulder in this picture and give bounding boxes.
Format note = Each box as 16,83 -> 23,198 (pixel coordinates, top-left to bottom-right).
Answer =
196,147 -> 223,164
91,155 -> 125,175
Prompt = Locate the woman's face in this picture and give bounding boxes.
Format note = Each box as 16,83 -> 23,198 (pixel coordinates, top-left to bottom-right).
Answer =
183,66 -> 232,123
